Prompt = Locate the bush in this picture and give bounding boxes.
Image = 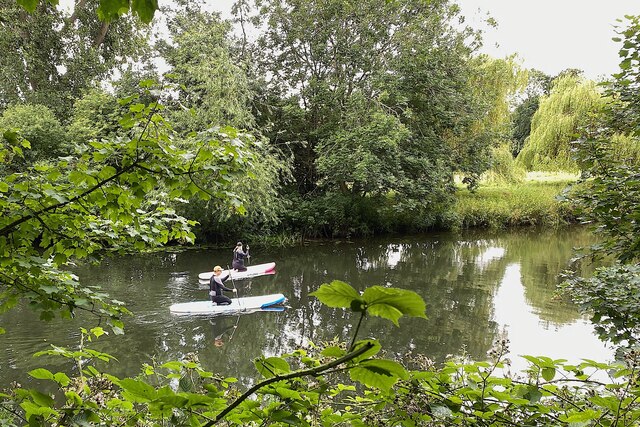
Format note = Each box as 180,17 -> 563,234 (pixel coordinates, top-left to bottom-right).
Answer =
0,104 -> 69,165
451,178 -> 576,230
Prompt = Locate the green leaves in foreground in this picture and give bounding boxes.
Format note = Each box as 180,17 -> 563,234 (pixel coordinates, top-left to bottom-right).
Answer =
310,280 -> 427,326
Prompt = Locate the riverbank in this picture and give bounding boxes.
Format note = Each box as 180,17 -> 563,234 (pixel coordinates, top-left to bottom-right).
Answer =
451,172 -> 579,230
192,172 -> 582,246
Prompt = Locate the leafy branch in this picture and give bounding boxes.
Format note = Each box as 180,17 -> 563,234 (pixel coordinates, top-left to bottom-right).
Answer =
208,340 -> 375,425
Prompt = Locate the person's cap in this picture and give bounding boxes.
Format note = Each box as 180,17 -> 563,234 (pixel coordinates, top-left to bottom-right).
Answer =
213,265 -> 222,272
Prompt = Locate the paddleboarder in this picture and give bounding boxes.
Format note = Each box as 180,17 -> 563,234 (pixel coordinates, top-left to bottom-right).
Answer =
232,242 -> 250,272
209,265 -> 237,305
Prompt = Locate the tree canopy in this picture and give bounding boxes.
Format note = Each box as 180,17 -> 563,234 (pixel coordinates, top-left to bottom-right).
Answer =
516,74 -> 605,172
1,0 -> 151,120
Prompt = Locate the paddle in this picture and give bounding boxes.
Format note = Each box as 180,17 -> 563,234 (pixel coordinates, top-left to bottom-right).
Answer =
227,265 -> 244,312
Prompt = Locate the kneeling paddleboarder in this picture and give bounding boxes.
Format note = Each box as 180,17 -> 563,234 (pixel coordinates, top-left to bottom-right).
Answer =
209,265 -> 237,305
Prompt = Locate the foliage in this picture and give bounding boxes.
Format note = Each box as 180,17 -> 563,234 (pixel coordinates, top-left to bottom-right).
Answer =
179,139 -> 292,243
567,137 -> 640,262
158,3 -> 255,133
482,143 -> 526,185
452,177 -> 576,230
0,104 -> 69,165
281,189 -> 453,239
0,282 -> 428,425
511,69 -> 553,156
315,99 -> 411,197
1,0 -> 151,120
561,263 -> 640,346
4,283 -> 640,426
155,4 -> 291,242
560,15 -> 640,352
13,0 -> 159,23
255,0 -> 479,210
516,74 -> 606,172
0,88 -> 264,333
66,89 -> 125,146
451,55 -> 528,189
609,15 -> 640,134
282,192 -> 385,238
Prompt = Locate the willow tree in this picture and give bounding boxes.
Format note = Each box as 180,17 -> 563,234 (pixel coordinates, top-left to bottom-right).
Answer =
449,54 -> 528,187
516,74 -> 605,172
158,2 -> 255,133
156,1 -> 290,241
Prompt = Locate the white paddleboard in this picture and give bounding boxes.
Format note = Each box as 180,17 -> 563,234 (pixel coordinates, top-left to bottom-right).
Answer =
170,293 -> 286,315
198,262 -> 276,282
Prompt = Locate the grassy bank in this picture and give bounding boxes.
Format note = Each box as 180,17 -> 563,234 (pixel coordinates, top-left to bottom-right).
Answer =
451,172 -> 579,229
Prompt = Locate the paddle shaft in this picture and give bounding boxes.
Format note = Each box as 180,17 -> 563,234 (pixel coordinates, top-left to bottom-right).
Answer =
227,265 -> 243,311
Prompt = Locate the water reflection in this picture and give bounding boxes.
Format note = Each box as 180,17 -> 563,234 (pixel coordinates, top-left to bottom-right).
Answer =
494,264 -> 611,372
0,227 -> 613,389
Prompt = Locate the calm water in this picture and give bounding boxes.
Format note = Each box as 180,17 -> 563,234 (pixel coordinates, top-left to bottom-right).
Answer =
0,227 -> 613,388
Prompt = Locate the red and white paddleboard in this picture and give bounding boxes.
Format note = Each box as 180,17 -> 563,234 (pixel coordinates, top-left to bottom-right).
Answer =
198,262 -> 276,282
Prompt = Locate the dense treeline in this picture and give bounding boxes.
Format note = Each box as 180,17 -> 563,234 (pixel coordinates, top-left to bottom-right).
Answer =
1,0 -> 595,244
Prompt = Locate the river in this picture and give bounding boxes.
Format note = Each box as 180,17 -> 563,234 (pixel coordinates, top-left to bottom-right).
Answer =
0,226 -> 613,388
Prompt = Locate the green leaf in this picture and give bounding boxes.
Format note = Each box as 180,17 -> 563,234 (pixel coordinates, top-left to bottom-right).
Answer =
362,286 -> 427,326
131,0 -> 158,23
53,373 -> 70,387
118,378 -> 157,402
349,359 -> 407,392
0,182 -> 8,192
564,409 -> 600,423
321,346 -> 346,358
28,389 -> 54,407
590,395 -> 620,412
255,357 -> 291,378
97,0 -> 129,21
350,339 -> 381,363
28,368 -> 54,381
541,367 -> 556,381
129,103 -> 146,113
275,387 -> 303,400
16,0 -> 38,12
310,280 -> 361,309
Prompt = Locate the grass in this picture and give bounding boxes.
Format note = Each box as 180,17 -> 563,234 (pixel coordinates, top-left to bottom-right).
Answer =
451,172 -> 579,230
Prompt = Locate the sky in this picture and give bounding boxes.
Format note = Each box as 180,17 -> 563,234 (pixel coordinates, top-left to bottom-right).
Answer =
455,0 -> 639,80
208,0 -> 639,81
57,0 -> 639,81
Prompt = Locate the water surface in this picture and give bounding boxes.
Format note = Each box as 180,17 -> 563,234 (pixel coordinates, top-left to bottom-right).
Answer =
0,227 -> 612,387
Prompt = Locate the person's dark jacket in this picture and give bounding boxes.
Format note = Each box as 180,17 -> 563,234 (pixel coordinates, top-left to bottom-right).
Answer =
209,273 -> 234,305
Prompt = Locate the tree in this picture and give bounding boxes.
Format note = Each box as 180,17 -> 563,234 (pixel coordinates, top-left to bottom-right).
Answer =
315,96 -> 410,198
255,0 -> 480,220
156,2 -> 290,241
66,89 -> 124,146
516,74 -> 606,172
560,15 -> 640,347
511,69 -> 552,157
449,55 -> 528,188
158,2 -> 255,133
0,0 -> 151,119
13,0 -> 158,23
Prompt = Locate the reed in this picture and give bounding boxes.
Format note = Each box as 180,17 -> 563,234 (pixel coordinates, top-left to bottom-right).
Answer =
451,173 -> 578,230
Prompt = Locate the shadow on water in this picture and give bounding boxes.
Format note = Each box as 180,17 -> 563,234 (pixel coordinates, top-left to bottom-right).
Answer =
0,226 -> 613,388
